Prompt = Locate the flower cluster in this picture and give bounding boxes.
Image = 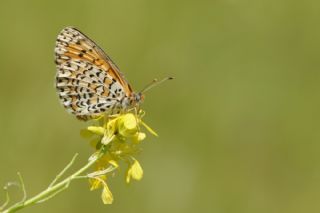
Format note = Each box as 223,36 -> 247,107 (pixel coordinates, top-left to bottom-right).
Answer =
81,111 -> 157,204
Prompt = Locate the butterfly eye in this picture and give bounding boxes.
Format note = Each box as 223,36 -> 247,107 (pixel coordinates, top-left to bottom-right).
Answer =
135,93 -> 144,103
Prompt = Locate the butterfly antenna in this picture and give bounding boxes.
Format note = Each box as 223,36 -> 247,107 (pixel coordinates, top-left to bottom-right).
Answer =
140,77 -> 174,94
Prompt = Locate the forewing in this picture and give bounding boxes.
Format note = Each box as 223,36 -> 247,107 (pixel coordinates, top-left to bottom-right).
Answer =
55,27 -> 130,119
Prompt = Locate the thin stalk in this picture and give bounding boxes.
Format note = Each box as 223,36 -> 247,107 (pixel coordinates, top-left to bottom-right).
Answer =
1,147 -> 106,213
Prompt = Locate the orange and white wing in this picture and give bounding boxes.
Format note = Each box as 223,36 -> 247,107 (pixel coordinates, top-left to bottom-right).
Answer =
54,27 -> 132,120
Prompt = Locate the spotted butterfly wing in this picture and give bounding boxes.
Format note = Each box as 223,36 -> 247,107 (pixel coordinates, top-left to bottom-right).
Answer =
54,27 -> 133,120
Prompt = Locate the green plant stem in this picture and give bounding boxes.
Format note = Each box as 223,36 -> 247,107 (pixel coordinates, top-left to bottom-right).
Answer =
1,148 -> 106,213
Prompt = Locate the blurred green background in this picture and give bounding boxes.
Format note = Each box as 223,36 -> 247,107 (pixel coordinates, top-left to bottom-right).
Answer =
1,0 -> 320,212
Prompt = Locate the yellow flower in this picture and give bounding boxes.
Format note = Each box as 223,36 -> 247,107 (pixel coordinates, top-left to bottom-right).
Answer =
126,159 -> 144,183
82,111 -> 157,204
89,177 -> 113,204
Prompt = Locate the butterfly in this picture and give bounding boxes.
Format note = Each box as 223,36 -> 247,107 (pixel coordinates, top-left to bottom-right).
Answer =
54,27 -> 146,120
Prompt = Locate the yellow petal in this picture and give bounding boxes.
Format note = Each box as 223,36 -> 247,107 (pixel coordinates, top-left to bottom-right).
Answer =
137,132 -> 146,141
122,114 -> 137,129
101,182 -> 113,204
87,126 -> 105,135
132,132 -> 146,143
126,160 -> 143,183
131,160 -> 143,181
89,178 -> 102,191
106,118 -> 117,135
126,169 -> 132,183
118,113 -> 138,137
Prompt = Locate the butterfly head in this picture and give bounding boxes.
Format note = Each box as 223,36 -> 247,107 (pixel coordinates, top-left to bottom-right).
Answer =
130,92 -> 144,106
121,92 -> 144,110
